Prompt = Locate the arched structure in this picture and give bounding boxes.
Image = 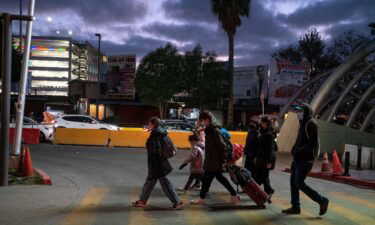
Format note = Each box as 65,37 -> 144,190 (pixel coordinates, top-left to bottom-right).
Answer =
279,40 -> 375,134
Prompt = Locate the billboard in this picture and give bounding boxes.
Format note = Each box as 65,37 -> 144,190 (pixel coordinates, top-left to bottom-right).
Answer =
107,55 -> 136,99
233,65 -> 269,100
268,60 -> 310,105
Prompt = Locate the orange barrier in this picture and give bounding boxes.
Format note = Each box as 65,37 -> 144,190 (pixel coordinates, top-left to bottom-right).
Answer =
10,128 -> 40,144
55,128 -> 247,148
109,129 -> 149,147
54,128 -> 110,146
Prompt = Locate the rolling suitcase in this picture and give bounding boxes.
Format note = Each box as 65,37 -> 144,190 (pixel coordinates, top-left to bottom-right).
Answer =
227,164 -> 269,208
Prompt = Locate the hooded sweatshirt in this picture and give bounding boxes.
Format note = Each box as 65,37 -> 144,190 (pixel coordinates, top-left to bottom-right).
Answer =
146,127 -> 173,179
183,142 -> 205,174
291,103 -> 320,162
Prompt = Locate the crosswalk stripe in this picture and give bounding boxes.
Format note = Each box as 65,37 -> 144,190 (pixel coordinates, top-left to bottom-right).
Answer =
180,194 -> 214,225
272,196 -> 332,225
330,192 -> 375,209
301,195 -> 375,224
214,193 -> 277,225
61,187 -> 109,225
128,188 -> 156,225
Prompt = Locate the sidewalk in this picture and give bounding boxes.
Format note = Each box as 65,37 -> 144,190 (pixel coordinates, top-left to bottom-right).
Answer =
276,152 -> 375,189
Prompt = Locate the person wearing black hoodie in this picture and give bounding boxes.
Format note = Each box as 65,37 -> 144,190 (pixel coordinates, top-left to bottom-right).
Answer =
132,117 -> 184,210
244,121 -> 259,176
255,117 -> 276,201
282,103 -> 329,216
191,112 -> 240,205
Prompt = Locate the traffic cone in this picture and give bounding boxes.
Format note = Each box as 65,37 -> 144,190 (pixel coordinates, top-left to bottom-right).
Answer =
332,149 -> 343,176
321,153 -> 331,173
21,147 -> 34,177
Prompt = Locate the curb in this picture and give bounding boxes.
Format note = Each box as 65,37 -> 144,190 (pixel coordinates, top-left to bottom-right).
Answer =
34,168 -> 52,185
283,168 -> 375,190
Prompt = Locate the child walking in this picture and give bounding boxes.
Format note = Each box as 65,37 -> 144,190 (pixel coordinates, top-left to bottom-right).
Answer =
178,134 -> 205,193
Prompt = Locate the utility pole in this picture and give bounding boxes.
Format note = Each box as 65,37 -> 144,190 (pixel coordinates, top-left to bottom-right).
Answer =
0,4 -> 34,187
1,14 -> 12,186
95,33 -> 101,119
19,0 -> 22,51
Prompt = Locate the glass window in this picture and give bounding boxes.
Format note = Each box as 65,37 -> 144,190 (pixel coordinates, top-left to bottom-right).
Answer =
81,117 -> 94,123
30,60 -> 69,68
31,50 -> 69,58
30,70 -> 69,78
32,80 -> 68,88
63,116 -> 79,122
33,90 -> 68,96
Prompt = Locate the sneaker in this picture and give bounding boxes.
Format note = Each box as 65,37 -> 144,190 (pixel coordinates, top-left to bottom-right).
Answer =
193,186 -> 201,191
171,201 -> 185,210
319,198 -> 329,216
132,200 -> 147,208
229,195 -> 241,205
177,188 -> 188,194
190,198 -> 206,205
282,207 -> 301,214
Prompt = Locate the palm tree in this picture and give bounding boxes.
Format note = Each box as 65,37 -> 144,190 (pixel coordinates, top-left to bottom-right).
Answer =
211,0 -> 250,127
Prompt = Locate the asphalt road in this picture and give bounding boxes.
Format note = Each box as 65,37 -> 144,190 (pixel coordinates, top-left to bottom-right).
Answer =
0,144 -> 374,225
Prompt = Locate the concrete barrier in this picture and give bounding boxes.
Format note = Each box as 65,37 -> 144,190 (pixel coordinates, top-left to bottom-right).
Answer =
109,129 -> 149,147
54,128 -> 110,146
10,128 -> 40,144
55,128 -> 247,148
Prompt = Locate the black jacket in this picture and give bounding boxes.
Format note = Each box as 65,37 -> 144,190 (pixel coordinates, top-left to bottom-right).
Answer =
257,127 -> 276,168
146,127 -> 173,179
291,104 -> 319,162
244,129 -> 259,159
203,124 -> 226,172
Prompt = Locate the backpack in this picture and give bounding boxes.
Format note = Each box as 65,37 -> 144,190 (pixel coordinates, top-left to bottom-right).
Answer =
218,129 -> 234,162
227,164 -> 252,186
160,135 -> 177,158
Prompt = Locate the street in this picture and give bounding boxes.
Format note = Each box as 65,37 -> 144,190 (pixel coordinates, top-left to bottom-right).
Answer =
0,144 -> 374,225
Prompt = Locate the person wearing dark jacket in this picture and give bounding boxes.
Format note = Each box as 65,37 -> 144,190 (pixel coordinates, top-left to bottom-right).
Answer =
255,117 -> 276,201
191,112 -> 240,205
282,103 -> 329,216
244,121 -> 259,176
132,117 -> 184,210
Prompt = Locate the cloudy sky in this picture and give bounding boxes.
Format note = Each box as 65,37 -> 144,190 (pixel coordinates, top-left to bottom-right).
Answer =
1,0 -> 374,65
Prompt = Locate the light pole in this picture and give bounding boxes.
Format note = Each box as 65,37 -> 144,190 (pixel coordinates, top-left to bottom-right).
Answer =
95,33 -> 101,119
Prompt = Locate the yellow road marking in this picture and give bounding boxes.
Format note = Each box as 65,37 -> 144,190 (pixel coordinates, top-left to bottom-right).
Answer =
62,188 -> 109,225
273,197 -> 332,225
128,188 -> 156,225
180,194 -> 214,225
331,192 -> 375,209
301,195 -> 375,224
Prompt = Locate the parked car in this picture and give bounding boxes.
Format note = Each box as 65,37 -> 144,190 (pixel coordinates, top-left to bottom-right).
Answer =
161,119 -> 196,132
55,115 -> 120,130
10,116 -> 54,142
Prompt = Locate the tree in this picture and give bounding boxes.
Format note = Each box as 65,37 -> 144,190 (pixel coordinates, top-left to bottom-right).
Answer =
271,44 -> 302,62
299,28 -> 326,74
211,0 -> 250,127
182,47 -> 226,110
134,43 -> 184,118
327,30 -> 372,63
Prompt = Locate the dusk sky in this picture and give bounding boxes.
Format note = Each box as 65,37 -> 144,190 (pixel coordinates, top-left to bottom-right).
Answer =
1,0 -> 374,65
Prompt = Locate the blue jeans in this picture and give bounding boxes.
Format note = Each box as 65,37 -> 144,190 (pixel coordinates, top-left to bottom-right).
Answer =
139,176 -> 180,204
290,161 -> 326,209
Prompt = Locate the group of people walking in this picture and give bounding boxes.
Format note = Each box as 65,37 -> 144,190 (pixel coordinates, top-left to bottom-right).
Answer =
132,103 -> 329,216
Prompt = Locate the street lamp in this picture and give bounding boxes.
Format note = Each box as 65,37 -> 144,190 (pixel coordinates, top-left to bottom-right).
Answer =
46,16 -> 52,22
95,33 -> 101,120
68,30 -> 73,35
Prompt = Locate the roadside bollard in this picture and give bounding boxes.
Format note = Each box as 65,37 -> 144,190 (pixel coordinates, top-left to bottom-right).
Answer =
356,143 -> 363,171
343,151 -> 351,176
